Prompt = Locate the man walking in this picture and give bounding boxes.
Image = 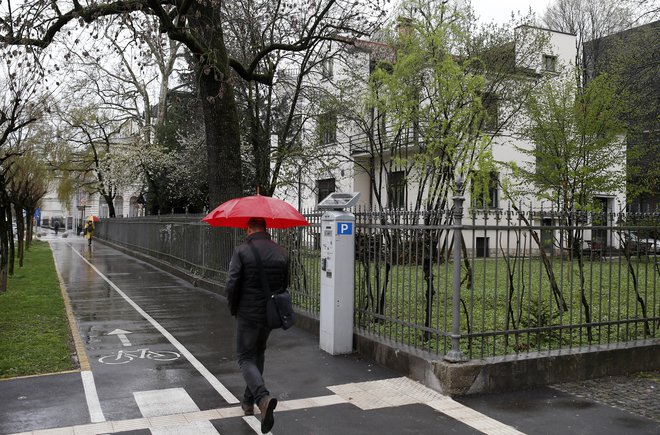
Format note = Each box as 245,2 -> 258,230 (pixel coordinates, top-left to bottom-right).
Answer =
225,217 -> 289,434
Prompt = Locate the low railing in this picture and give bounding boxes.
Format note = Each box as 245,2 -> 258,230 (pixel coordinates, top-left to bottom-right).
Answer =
94,212 -> 323,319
96,206 -> 659,360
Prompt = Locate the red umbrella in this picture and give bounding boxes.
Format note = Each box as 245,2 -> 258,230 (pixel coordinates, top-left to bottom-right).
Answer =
202,195 -> 309,229
86,215 -> 100,222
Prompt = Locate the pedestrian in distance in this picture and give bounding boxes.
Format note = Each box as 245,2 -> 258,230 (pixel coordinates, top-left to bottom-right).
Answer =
53,220 -> 60,235
225,217 -> 290,434
83,219 -> 95,246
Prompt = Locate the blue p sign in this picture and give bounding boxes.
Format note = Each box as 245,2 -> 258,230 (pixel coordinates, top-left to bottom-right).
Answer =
337,222 -> 353,235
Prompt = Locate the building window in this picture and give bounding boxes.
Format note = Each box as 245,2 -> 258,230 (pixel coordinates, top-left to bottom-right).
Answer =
318,112 -> 337,145
476,237 -> 490,258
543,55 -> 557,72
99,202 -> 109,218
472,171 -> 499,209
317,178 -> 336,204
322,58 -> 334,79
541,218 -> 554,253
388,171 -> 406,209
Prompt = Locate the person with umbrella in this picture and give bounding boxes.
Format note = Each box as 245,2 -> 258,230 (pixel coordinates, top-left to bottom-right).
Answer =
203,195 -> 308,434
83,216 -> 97,246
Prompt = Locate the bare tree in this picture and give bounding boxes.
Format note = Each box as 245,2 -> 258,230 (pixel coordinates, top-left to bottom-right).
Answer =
543,0 -> 658,71
54,14 -> 195,214
0,0 -> 387,207
49,103 -> 134,218
0,53 -> 44,293
7,146 -> 50,268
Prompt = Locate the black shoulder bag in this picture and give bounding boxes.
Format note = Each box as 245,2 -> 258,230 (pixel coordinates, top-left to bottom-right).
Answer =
248,242 -> 295,330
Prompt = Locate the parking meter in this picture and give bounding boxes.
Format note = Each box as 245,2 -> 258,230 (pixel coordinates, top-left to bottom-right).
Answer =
317,192 -> 361,355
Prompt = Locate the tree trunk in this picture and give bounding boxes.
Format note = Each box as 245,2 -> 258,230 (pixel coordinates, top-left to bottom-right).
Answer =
575,231 -> 593,342
102,194 -> 116,218
7,206 -> 14,275
187,3 -> 244,207
247,85 -> 270,196
0,202 -> 8,294
199,66 -> 244,206
25,211 -> 34,249
505,198 -> 568,312
14,203 -> 25,267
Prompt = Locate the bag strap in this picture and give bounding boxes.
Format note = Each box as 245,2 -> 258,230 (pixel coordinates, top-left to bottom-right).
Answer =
247,240 -> 272,296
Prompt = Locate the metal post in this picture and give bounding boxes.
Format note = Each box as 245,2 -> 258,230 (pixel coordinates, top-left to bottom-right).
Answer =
445,177 -> 468,363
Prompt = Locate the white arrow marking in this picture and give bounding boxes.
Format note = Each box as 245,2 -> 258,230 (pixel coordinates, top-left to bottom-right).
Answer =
108,328 -> 132,347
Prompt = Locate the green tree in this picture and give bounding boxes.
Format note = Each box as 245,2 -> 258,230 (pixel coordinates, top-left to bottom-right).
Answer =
320,0 -> 549,332
342,0 -> 548,215
512,72 -> 625,217
510,71 -> 626,341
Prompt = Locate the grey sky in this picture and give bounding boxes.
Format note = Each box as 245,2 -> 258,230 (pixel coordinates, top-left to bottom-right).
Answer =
471,0 -> 551,24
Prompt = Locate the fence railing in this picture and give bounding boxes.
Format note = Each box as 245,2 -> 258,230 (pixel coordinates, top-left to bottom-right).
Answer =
96,206 -> 659,360
94,213 -> 324,319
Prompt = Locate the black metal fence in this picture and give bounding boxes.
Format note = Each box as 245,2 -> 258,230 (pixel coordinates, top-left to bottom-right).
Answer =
94,212 -> 324,319
96,206 -> 659,360
352,205 -> 659,360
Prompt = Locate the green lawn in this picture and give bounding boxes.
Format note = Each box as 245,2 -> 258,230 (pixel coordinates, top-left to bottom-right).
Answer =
289,249 -> 659,358
0,240 -> 75,379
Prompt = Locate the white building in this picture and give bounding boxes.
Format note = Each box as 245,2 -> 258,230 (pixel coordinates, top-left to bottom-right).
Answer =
275,25 -> 626,255
38,186 -> 144,233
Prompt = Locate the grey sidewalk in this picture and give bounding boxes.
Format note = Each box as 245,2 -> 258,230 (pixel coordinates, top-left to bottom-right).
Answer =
0,237 -> 657,435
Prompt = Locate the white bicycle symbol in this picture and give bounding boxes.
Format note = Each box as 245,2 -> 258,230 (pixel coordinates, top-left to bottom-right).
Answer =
98,348 -> 181,365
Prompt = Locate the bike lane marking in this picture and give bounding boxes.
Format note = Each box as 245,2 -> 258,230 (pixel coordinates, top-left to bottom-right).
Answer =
68,243 -> 239,404
53,243 -> 106,423
98,348 -> 181,365
107,329 -> 133,347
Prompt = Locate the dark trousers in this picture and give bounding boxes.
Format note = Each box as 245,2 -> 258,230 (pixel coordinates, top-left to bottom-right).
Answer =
236,316 -> 271,405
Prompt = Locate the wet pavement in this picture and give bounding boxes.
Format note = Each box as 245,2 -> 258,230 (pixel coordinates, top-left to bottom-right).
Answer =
0,236 -> 658,435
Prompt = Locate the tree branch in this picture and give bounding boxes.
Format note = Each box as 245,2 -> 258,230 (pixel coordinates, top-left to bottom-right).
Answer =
0,1 -> 153,48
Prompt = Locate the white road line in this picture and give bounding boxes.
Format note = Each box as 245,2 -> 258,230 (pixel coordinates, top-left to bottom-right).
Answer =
12,394 -> 338,435
9,390 -> 521,435
134,388 -> 220,435
69,244 -> 239,404
427,398 -> 526,435
52,242 -> 105,424
134,388 -> 200,417
81,370 -> 106,423
243,416 -> 273,435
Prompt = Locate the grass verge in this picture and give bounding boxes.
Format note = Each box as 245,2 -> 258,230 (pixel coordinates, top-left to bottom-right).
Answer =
0,240 -> 76,379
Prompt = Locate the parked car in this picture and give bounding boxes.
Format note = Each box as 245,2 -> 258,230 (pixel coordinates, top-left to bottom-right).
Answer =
627,233 -> 660,254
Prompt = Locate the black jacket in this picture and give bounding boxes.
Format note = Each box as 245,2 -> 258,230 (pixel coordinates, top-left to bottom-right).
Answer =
225,231 -> 290,322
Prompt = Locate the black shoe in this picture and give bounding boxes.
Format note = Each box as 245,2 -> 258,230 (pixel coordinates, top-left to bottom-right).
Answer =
258,396 -> 277,433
